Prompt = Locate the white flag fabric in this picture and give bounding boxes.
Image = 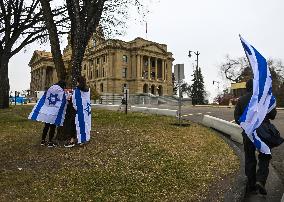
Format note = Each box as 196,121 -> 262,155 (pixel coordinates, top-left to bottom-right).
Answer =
72,88 -> 91,144
239,36 -> 276,154
29,84 -> 67,126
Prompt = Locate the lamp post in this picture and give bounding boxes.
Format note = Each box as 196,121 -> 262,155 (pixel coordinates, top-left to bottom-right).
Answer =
213,80 -> 220,90
188,50 -> 200,105
188,50 -> 200,73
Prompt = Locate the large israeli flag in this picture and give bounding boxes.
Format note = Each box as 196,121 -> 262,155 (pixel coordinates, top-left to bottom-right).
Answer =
29,84 -> 67,126
72,88 -> 91,144
239,36 -> 276,154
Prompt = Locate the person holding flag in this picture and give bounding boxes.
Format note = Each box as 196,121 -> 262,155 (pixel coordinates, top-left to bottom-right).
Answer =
29,80 -> 67,147
234,36 -> 278,196
64,76 -> 91,147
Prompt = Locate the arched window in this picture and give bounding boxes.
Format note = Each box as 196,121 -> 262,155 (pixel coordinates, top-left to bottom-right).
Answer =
143,84 -> 148,93
151,85 -> 155,95
100,83 -> 103,92
158,85 -> 163,96
122,55 -> 128,63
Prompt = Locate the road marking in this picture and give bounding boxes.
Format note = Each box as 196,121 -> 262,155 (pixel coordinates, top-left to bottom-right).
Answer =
182,114 -> 193,117
206,112 -> 212,114
197,113 -> 202,115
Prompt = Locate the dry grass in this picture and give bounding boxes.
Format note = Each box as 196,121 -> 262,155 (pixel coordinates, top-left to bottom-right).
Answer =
0,106 -> 239,201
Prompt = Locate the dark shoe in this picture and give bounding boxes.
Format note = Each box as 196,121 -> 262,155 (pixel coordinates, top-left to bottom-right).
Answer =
245,185 -> 257,195
40,140 -> 46,146
47,142 -> 57,148
256,182 -> 267,195
64,141 -> 75,148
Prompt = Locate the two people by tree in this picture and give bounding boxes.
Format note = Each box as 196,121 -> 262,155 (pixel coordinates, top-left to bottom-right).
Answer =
29,76 -> 91,148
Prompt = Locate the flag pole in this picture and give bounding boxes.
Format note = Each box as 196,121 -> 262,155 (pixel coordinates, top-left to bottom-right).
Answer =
146,22 -> 148,39
239,34 -> 253,70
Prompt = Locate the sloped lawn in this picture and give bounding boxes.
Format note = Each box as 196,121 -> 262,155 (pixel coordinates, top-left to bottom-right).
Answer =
0,106 -> 239,201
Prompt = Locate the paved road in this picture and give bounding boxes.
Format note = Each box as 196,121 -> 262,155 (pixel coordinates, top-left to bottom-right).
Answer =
180,106 -> 284,191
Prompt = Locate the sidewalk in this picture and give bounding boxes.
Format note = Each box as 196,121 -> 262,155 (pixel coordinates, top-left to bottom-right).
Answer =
243,161 -> 284,202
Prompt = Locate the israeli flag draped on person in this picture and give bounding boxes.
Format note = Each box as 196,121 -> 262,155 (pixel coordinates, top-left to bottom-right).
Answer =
28,84 -> 67,126
72,88 -> 91,144
239,36 -> 277,154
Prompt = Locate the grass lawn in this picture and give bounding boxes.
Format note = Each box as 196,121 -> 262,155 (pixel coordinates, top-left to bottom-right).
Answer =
0,106 -> 239,201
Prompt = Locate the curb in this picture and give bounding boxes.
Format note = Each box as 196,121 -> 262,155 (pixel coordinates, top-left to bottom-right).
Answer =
91,104 -> 178,117
214,131 -> 247,202
202,115 -> 243,144
192,105 -> 284,110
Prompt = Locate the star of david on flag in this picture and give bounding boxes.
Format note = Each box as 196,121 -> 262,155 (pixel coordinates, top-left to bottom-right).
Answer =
47,93 -> 61,105
239,35 -> 276,154
84,103 -> 92,116
28,84 -> 67,126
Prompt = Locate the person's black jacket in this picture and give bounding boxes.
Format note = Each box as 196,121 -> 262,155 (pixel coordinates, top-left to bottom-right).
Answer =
234,92 -> 277,125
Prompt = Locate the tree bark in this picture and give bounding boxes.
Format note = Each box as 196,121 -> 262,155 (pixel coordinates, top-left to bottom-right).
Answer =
39,0 -> 66,81
0,56 -> 10,109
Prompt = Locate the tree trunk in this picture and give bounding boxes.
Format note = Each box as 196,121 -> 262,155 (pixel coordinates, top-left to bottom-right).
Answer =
0,56 -> 10,109
71,46 -> 86,86
39,0 -> 66,81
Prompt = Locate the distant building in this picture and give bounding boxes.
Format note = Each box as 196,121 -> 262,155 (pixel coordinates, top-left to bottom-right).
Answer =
231,82 -> 246,98
29,34 -> 174,98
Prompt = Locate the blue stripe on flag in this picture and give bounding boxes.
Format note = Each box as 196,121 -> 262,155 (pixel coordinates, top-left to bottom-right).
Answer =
75,88 -> 86,142
239,105 -> 249,123
252,46 -> 267,102
55,93 -> 66,126
31,92 -> 46,120
252,131 -> 262,150
241,40 -> 252,55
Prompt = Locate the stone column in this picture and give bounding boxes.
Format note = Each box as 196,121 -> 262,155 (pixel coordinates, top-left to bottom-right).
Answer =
136,54 -> 140,78
140,55 -> 143,78
155,58 -> 158,80
148,57 -> 151,80
112,52 -> 116,78
41,67 -> 46,90
162,59 -> 165,81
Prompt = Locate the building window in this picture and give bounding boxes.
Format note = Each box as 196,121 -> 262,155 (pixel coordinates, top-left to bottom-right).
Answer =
84,64 -> 87,70
152,60 -> 155,67
122,68 -> 127,78
96,69 -> 99,78
144,60 -> 148,66
103,55 -> 106,63
96,58 -> 100,64
122,55 -> 128,63
100,83 -> 103,92
102,68 -> 105,77
90,71 -> 93,79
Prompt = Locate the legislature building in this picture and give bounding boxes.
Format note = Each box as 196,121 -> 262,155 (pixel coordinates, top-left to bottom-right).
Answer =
29,34 -> 174,99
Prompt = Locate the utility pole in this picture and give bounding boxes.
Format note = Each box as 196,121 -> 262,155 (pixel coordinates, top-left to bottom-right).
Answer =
174,64 -> 185,126
213,80 -> 220,90
188,50 -> 200,105
189,50 -> 200,73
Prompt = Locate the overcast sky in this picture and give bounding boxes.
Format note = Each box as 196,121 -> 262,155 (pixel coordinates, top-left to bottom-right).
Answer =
9,0 -> 284,101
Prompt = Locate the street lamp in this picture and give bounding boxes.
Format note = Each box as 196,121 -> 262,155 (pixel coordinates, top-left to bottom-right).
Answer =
213,80 -> 220,90
188,50 -> 200,105
188,50 -> 200,72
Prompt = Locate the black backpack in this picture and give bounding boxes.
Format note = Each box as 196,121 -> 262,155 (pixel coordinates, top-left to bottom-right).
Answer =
256,122 -> 284,148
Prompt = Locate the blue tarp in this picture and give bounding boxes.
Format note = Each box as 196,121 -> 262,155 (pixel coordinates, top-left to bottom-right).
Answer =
10,96 -> 28,104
